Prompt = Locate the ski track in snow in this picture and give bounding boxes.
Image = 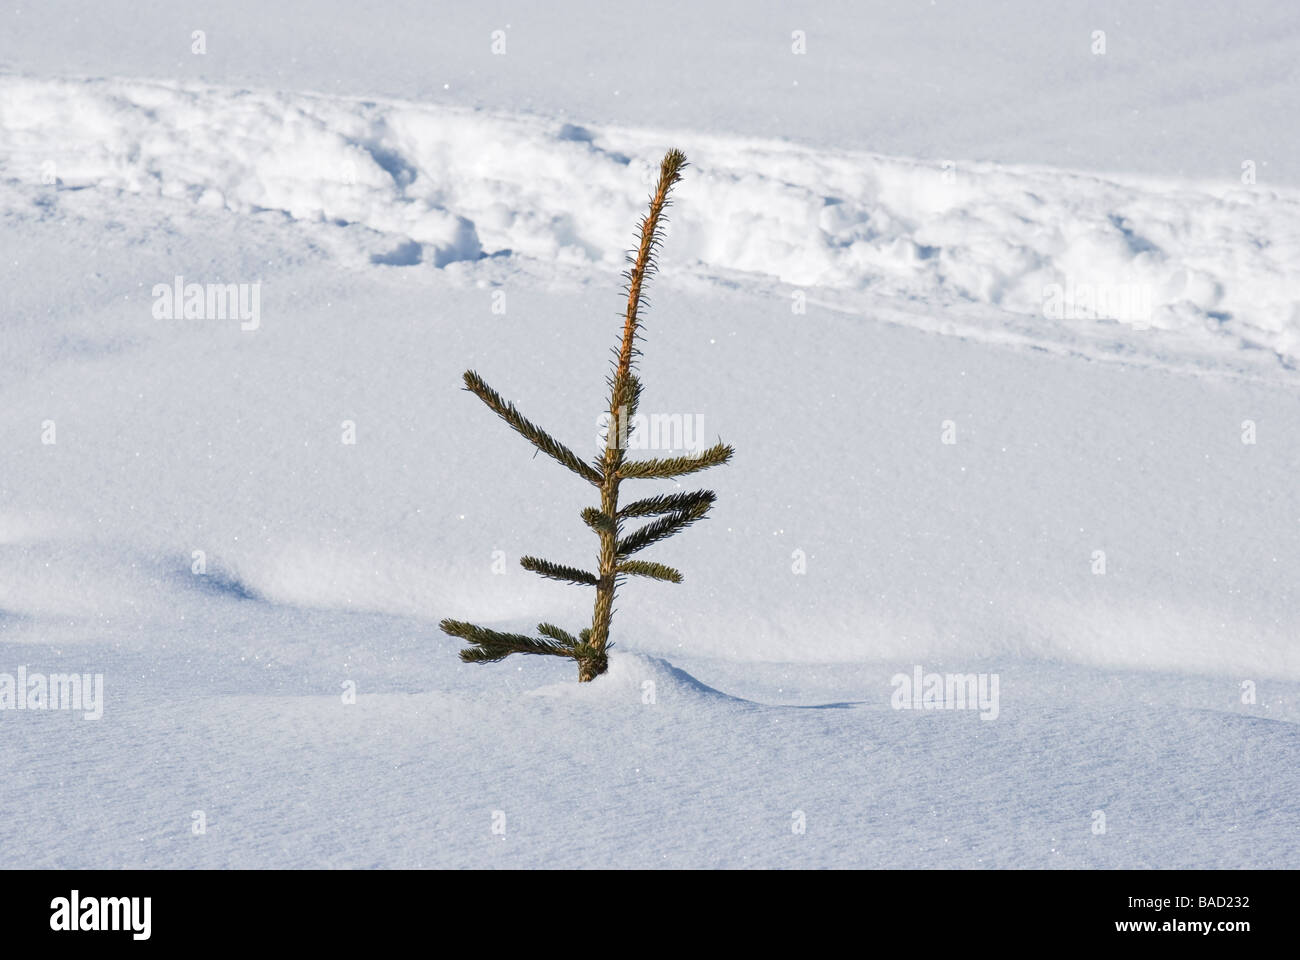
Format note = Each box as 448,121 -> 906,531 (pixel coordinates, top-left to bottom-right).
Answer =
3,74 -> 1300,363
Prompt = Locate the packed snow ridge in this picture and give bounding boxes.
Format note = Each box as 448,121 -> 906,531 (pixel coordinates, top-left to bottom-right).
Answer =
3,74 -> 1300,360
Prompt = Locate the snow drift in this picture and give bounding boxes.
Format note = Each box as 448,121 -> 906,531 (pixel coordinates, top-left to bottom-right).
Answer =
3,75 -> 1299,359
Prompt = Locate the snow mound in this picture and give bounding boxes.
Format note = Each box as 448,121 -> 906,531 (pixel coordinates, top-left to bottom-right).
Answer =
3,74 -> 1300,360
527,651 -> 744,705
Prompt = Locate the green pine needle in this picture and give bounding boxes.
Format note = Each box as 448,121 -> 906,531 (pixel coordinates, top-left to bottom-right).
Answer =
439,618 -> 576,661
462,370 -> 601,485
616,499 -> 713,557
581,507 -> 618,536
618,441 -> 734,480
620,489 -> 716,519
617,560 -> 683,583
537,622 -> 579,646
520,555 -> 600,586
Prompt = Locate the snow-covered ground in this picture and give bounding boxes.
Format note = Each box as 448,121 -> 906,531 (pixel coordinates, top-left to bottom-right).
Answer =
1,2 -> 1298,868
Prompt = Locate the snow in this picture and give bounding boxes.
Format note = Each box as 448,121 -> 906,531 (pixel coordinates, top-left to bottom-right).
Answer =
6,74 -> 1300,356
1,2 -> 1298,869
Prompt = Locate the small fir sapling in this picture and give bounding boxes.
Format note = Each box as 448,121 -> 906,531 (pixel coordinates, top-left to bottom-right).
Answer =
439,149 -> 733,682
